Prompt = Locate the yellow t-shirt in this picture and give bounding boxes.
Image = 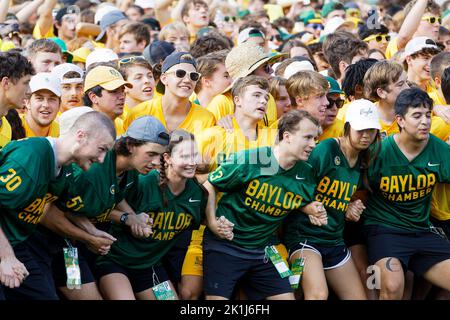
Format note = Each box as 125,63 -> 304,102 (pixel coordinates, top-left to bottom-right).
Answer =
206,91 -> 278,127
121,104 -> 130,121
20,114 -> 60,137
428,88 -> 446,106
123,96 -> 215,135
319,119 -> 344,142
197,116 -> 277,171
115,117 -> 125,136
32,23 -> 55,40
336,100 -> 351,122
0,116 -> 11,148
385,36 -> 399,60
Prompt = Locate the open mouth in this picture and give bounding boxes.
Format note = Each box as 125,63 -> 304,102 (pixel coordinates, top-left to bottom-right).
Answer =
142,87 -> 153,94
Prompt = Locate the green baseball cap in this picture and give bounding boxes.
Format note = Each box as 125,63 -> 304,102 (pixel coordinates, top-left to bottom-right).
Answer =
321,2 -> 343,18
299,10 -> 315,23
326,76 -> 343,94
49,37 -> 73,63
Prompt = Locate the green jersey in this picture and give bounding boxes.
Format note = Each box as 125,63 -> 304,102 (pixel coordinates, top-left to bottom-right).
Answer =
0,138 -> 57,246
55,150 -> 138,223
365,134 -> 450,231
283,139 -> 361,248
208,146 -> 316,249
97,170 -> 206,269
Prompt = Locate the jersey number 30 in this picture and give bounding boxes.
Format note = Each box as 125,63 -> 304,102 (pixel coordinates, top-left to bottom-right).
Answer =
0,168 -> 22,191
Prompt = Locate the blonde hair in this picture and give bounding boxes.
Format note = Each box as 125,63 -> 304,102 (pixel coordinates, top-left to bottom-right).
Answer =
159,22 -> 190,41
363,60 -> 404,101
286,70 -> 329,105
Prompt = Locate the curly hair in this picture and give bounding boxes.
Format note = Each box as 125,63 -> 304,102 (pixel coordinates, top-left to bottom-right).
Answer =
0,51 -> 34,83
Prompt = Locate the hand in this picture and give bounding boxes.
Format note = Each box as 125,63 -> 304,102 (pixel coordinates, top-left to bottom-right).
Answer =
128,213 -> 153,239
433,105 -> 450,123
308,213 -> 328,226
0,256 -> 29,288
86,231 -> 116,255
217,115 -> 234,132
302,201 -> 327,218
345,199 -> 366,222
209,216 -> 234,241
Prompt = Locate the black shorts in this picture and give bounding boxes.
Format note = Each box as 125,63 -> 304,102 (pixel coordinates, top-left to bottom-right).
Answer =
364,224 -> 450,276
289,242 -> 351,270
162,230 -> 192,284
96,261 -> 170,294
203,231 -> 292,300
26,228 -> 96,288
430,217 -> 450,239
1,242 -> 59,300
344,219 -> 366,247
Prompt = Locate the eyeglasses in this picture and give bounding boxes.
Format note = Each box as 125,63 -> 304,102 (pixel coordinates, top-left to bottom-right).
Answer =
363,34 -> 391,43
306,23 -> 324,30
262,63 -> 272,74
165,69 -> 201,81
327,96 -> 345,109
224,16 -> 236,22
270,34 -> 282,42
421,16 -> 442,25
118,56 -> 146,66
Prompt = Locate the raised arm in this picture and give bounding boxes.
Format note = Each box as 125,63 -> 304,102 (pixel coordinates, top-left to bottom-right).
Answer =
16,0 -> 44,23
35,0 -> 57,38
396,0 -> 428,50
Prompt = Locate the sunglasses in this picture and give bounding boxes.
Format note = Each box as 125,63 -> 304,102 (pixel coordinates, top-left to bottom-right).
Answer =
270,34 -> 282,42
165,69 -> 201,81
306,23 -> 324,30
364,34 -> 391,43
118,55 -> 146,66
224,16 -> 236,22
327,96 -> 345,109
421,16 -> 442,25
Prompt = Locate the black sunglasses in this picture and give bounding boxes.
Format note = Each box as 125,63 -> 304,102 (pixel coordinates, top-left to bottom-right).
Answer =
224,16 -> 236,22
166,69 -> 201,81
327,96 -> 345,109
270,34 -> 282,42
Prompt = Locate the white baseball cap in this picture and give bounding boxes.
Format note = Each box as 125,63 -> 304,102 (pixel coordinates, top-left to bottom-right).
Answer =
284,60 -> 315,79
135,0 -> 155,9
321,17 -> 354,37
59,107 -> 94,135
29,73 -> 61,97
237,27 -> 265,45
404,36 -> 440,57
51,63 -> 84,85
85,48 -> 119,69
94,3 -> 118,25
345,99 -> 381,130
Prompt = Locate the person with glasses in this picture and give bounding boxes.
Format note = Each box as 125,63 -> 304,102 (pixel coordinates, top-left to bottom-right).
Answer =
283,99 -> 381,300
320,77 -> 345,142
211,3 -> 238,38
118,56 -> 155,119
118,22 -> 150,56
385,0 -> 441,59
124,52 -> 215,136
359,24 -> 390,55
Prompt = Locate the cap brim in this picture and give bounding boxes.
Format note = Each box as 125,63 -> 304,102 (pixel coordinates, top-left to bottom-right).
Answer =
100,79 -> 133,91
95,29 -> 106,42
349,120 -> 381,130
329,89 -> 343,94
222,53 -> 286,94
32,87 -> 61,97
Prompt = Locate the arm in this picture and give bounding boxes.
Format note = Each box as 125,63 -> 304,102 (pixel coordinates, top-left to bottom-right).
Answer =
35,0 -> 57,38
396,0 -> 428,50
118,0 -> 133,12
0,0 -> 9,23
16,0 -> 44,23
169,0 -> 185,23
155,0 -> 176,26
75,22 -> 101,38
109,199 -> 152,238
203,180 -> 234,240
0,227 -> 28,288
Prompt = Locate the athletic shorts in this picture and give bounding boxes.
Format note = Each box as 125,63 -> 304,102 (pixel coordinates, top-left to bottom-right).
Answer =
430,217 -> 450,239
163,229 -> 193,284
203,230 -> 292,300
289,242 -> 351,270
96,261 -> 170,294
344,219 -> 366,247
1,242 -> 59,300
364,224 -> 450,276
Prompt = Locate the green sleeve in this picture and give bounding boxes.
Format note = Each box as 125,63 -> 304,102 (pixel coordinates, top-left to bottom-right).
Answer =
208,151 -> 253,191
0,158 -> 41,210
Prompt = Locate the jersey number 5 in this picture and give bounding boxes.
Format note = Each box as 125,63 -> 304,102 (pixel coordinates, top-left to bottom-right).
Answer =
0,168 -> 22,191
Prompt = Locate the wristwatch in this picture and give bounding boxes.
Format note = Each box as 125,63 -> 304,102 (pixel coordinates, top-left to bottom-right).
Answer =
120,212 -> 130,225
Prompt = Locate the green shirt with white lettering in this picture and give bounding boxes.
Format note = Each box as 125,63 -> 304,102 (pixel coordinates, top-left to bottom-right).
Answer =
283,138 -> 361,248
0,138 -> 56,246
55,150 -> 138,223
208,146 -> 316,249
364,134 -> 450,231
97,170 -> 205,269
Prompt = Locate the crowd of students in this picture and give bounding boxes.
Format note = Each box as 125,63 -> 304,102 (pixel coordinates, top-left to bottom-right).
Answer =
0,0 -> 449,301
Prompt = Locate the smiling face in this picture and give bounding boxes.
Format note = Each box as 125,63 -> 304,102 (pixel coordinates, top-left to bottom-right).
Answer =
161,63 -> 198,98
72,130 -> 115,170
296,92 -> 329,125
25,89 -> 60,127
407,52 -> 435,83
284,117 -> 320,161
164,139 -> 199,179
129,142 -> 167,174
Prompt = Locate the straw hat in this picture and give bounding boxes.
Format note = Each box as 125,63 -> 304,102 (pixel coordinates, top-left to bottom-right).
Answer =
224,42 -> 284,92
